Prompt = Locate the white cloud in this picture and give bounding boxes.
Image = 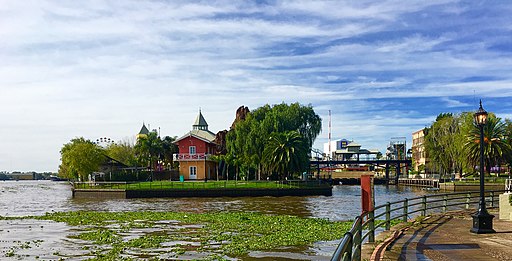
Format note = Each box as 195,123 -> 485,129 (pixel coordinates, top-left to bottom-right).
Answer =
1,0 -> 512,171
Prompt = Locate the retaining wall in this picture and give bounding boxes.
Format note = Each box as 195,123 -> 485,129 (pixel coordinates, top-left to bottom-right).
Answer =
73,187 -> 332,199
439,183 -> 504,192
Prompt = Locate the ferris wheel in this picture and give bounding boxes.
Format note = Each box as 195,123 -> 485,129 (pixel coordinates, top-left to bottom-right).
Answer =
95,137 -> 115,148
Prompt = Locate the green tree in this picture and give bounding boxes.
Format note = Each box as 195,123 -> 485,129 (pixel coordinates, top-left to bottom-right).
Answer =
105,141 -> 137,166
134,131 -> 163,171
227,102 -> 321,180
161,136 -> 179,169
424,114 -> 460,177
263,131 -> 308,180
60,137 -> 105,181
465,115 -> 512,176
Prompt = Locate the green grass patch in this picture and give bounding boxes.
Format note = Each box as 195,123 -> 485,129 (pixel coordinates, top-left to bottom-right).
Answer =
32,211 -> 351,259
73,180 -> 330,191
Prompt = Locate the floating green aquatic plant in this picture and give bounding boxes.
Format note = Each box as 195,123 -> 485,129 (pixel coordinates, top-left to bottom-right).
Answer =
34,211 -> 352,260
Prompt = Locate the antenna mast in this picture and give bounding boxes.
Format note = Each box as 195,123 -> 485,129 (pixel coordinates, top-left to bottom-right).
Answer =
328,110 -> 332,159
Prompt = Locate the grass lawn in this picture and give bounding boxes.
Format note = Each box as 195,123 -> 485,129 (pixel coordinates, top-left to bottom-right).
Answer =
73,180 -> 330,190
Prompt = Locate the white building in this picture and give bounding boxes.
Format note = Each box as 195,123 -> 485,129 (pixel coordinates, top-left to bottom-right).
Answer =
323,139 -> 380,161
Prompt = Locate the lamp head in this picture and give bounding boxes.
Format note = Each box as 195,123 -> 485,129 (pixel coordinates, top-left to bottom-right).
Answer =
474,100 -> 488,126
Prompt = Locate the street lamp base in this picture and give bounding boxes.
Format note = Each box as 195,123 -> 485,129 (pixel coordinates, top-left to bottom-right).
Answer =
470,211 -> 495,234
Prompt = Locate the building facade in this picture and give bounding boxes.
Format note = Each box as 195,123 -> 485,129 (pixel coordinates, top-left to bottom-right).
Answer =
412,129 -> 428,172
173,111 -> 217,180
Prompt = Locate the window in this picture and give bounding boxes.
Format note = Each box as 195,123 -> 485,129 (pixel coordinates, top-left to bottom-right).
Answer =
189,146 -> 196,154
190,166 -> 197,176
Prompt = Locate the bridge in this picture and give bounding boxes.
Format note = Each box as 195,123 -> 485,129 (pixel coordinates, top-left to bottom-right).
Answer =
309,159 -> 412,184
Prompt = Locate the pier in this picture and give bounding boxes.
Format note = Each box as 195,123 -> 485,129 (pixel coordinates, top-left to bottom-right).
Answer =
397,178 -> 439,188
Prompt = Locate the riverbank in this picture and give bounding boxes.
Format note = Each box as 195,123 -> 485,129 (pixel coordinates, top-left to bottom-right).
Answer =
71,180 -> 333,198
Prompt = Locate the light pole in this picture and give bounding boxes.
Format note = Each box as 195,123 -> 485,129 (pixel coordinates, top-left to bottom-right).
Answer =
470,100 -> 495,234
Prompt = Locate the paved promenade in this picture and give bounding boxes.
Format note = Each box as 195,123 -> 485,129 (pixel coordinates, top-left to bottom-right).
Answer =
369,210 -> 512,261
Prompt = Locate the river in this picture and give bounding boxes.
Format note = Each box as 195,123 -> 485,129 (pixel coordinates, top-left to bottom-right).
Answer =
0,180 -> 430,219
0,180 -> 431,260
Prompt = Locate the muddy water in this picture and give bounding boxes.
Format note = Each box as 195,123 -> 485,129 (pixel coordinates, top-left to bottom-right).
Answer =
0,180 -> 429,260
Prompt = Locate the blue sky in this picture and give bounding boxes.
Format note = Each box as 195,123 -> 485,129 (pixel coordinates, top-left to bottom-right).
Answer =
1,1 -> 512,172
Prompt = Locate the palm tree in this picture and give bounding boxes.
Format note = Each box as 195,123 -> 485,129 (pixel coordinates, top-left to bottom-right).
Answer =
466,116 -> 512,176
263,131 -> 308,180
134,131 -> 164,175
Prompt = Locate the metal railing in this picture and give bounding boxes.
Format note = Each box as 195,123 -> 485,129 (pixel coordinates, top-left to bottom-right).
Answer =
331,190 -> 506,261
172,153 -> 212,161
71,180 -> 331,190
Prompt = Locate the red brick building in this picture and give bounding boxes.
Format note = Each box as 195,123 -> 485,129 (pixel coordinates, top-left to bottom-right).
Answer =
173,111 -> 217,180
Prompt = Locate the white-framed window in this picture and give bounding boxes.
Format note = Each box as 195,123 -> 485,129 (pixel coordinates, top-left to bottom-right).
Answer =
189,146 -> 196,154
190,166 -> 197,176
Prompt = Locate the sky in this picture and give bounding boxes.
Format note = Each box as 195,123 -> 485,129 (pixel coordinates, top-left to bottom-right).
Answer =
1,1 -> 512,172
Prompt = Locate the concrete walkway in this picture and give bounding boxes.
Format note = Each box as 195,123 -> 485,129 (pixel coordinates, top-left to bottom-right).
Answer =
375,210 -> 512,261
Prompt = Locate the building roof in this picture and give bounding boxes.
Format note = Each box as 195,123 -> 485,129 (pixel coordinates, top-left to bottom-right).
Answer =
175,110 -> 216,143
193,110 -> 208,130
138,123 -> 149,135
175,129 -> 216,143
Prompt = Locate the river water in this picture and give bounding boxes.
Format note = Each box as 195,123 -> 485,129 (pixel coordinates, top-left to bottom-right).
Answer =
0,180 -> 430,219
0,180 -> 431,260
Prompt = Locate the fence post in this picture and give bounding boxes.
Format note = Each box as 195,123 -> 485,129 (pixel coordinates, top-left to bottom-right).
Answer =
443,195 -> 447,213
354,218 -> 362,261
368,211 -> 375,243
490,191 -> 495,208
421,196 -> 427,216
342,232 -> 353,261
403,199 -> 408,222
466,192 -> 471,209
386,202 -> 391,230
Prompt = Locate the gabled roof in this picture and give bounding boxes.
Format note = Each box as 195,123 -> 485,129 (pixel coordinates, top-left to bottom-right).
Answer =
138,123 -> 149,135
175,129 -> 216,143
175,110 -> 216,144
193,111 -> 208,128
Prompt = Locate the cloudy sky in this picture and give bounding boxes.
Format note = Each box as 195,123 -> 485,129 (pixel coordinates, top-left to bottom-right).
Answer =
1,1 -> 512,172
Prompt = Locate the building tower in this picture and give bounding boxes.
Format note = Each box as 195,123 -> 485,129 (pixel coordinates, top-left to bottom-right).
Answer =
136,123 -> 150,140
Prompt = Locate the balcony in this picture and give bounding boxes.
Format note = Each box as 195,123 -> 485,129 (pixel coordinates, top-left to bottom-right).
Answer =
173,153 -> 212,161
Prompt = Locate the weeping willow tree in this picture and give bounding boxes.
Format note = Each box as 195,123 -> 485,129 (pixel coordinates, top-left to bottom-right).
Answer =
227,103 -> 322,180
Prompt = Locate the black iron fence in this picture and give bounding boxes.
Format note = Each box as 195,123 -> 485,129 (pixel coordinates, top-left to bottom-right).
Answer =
331,189 -> 509,261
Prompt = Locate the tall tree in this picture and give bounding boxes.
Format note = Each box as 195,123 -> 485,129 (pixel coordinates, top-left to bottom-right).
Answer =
134,131 -> 163,171
226,103 -> 321,180
161,136 -> 179,169
105,141 -> 137,166
465,115 -> 512,175
60,137 -> 105,181
263,131 -> 308,180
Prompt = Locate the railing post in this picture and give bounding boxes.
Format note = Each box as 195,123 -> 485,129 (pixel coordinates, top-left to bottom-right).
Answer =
466,192 -> 471,209
421,196 -> 427,216
368,211 -> 375,243
403,199 -> 408,222
343,232 -> 353,261
443,195 -> 447,213
490,191 -> 495,208
386,202 -> 391,230
354,218 -> 362,261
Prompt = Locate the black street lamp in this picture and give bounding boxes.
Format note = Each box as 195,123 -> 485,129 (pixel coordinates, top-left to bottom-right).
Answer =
470,100 -> 495,234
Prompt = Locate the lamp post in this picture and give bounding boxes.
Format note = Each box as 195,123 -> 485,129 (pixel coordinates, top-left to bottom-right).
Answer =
470,100 -> 495,234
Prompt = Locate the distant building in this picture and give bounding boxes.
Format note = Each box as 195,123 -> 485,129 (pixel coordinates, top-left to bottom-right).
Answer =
173,111 -> 217,180
136,123 -> 150,140
323,139 -> 379,161
412,129 -> 428,172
